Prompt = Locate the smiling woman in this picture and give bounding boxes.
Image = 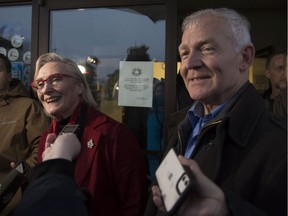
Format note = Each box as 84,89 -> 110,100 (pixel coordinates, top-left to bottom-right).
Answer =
33,54 -> 93,120
33,52 -> 149,216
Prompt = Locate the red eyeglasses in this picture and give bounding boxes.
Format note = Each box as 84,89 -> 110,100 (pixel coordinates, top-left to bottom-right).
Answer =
30,73 -> 79,91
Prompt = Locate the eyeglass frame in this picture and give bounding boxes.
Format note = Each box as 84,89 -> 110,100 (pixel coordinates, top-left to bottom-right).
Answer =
30,73 -> 80,92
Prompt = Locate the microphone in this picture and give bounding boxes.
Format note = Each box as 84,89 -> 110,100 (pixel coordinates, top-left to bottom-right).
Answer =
0,161 -> 28,213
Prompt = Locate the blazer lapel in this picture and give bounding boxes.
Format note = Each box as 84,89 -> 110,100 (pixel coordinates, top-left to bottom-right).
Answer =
74,127 -> 101,185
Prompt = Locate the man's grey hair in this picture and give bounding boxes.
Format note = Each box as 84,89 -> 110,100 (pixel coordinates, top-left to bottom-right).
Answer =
182,8 -> 252,52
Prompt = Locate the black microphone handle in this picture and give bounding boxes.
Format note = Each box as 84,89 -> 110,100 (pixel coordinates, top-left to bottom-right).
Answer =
0,162 -> 26,213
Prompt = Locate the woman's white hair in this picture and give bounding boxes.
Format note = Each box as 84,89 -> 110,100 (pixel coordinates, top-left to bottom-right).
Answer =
34,52 -> 97,108
182,8 -> 252,52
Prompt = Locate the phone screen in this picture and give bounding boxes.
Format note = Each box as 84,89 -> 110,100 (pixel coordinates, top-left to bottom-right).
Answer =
59,124 -> 79,135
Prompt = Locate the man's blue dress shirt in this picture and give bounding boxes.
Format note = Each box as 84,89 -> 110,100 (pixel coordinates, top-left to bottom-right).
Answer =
184,101 -> 226,158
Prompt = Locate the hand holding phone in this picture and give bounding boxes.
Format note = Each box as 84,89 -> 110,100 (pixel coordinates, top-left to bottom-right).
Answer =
59,124 -> 80,136
155,148 -> 194,215
42,125 -> 81,161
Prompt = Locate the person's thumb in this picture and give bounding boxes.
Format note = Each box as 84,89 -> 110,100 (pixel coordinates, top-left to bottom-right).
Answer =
45,133 -> 57,149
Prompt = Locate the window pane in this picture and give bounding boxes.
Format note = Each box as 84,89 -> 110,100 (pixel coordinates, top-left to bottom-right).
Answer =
50,7 -> 165,116
0,5 -> 32,88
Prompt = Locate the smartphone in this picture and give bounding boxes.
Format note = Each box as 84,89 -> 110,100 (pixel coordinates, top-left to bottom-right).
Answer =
59,124 -> 79,136
48,125 -> 79,147
155,148 -> 194,215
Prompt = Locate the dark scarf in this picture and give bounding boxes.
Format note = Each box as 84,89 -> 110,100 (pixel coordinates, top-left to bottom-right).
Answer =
50,102 -> 87,139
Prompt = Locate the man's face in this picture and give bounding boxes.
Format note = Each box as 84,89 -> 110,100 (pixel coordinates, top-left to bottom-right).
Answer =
178,15 -> 251,106
0,58 -> 11,91
266,54 -> 287,91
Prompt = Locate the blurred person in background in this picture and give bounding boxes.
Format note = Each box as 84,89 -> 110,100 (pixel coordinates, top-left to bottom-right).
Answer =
0,53 -> 49,215
262,51 -> 287,119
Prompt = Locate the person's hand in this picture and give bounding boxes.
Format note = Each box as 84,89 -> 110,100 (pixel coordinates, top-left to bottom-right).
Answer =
152,155 -> 229,216
42,133 -> 81,162
10,162 -> 16,169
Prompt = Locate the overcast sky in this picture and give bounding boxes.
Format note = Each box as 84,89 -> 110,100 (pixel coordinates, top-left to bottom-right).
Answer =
0,6 -> 165,82
50,8 -> 165,60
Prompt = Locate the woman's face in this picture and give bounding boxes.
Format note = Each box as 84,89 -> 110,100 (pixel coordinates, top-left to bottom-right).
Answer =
36,62 -> 84,120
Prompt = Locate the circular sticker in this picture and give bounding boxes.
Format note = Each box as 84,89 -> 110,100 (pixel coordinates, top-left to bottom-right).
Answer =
23,51 -> 31,64
8,48 -> 19,61
0,47 -> 7,56
11,35 -> 23,48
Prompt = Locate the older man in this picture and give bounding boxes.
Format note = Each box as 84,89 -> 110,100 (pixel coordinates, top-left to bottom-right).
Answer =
146,8 -> 286,216
262,51 -> 287,118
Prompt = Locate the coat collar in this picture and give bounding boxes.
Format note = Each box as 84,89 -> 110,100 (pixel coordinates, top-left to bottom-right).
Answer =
220,83 -> 267,147
176,82 -> 267,149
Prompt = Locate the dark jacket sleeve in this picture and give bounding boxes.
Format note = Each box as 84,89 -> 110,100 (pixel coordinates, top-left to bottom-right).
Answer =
224,189 -> 269,216
12,159 -> 89,216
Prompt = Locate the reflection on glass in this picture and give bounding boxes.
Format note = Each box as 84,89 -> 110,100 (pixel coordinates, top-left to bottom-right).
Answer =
0,5 -> 32,87
50,6 -> 165,118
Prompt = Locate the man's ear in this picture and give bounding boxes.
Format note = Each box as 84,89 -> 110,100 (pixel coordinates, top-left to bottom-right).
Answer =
239,44 -> 255,72
265,69 -> 271,80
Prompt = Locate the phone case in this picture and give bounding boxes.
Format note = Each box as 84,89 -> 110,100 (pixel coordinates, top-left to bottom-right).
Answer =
155,148 -> 194,215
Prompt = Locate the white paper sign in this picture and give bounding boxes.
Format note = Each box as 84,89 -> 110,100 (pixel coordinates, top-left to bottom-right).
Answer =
118,61 -> 153,107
